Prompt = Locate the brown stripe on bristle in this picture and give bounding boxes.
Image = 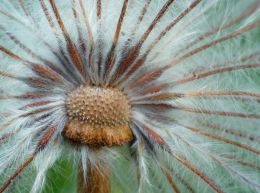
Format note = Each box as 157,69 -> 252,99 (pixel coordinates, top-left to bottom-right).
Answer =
78,2 -> 96,81
79,0 -> 94,42
39,0 -> 55,27
223,155 -> 260,170
48,0 -> 86,80
176,106 -> 260,119
121,0 -> 152,60
0,46 -> 30,63
183,90 -> 260,103
130,0 -> 175,54
151,24 -> 260,75
120,0 -> 202,85
39,0 -> 73,69
3,26 -> 36,58
0,42 -> 68,83
32,64 -> 63,83
128,67 -> 168,88
173,154 -> 225,193
0,96 -> 17,100
0,154 -> 36,193
22,100 -> 50,109
239,52 -> 260,62
104,0 -> 129,80
136,120 -> 224,193
18,0 -> 29,16
151,0 -> 202,50
200,122 -> 260,143
0,41 -> 59,81
0,10 -> 21,24
142,125 -> 166,146
206,52 -> 260,69
175,172 -> 196,193
139,83 -> 169,95
119,55 -> 147,85
2,26 -> 71,82
97,0 -> 102,20
0,133 -> 14,144
0,70 -> 24,81
142,103 -> 173,111
0,124 -> 57,193
78,0 -> 96,71
168,22 -> 260,68
137,0 -> 152,25
147,0 -> 201,55
130,93 -> 183,103
20,107 -> 53,117
26,77 -> 53,88
185,90 -> 260,98
111,0 -> 175,84
72,0 -> 87,56
162,168 -> 181,193
176,2 -> 260,56
0,93 -> 47,100
113,0 -> 129,50
36,125 -> 56,151
1,5 -> 74,78
176,63 -> 260,84
183,126 -> 260,155
93,0 -> 105,80
112,46 -> 141,84
18,92 -> 48,99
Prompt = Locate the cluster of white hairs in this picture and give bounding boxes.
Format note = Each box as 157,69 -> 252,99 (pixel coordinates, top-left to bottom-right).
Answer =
0,0 -> 259,193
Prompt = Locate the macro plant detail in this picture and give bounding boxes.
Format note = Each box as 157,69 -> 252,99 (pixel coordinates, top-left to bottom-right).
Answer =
0,0 -> 259,192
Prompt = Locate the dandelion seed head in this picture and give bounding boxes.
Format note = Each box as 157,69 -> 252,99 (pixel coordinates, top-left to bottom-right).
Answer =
0,0 -> 259,193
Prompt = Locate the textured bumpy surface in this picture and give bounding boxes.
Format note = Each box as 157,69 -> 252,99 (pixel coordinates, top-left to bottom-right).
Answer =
65,86 -> 129,126
64,86 -> 132,146
0,0 -> 259,193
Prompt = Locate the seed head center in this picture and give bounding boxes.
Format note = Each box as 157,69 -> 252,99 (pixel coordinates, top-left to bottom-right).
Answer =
64,86 -> 133,147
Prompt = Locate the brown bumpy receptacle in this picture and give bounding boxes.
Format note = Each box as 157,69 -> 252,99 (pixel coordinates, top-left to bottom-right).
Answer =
64,86 -> 133,148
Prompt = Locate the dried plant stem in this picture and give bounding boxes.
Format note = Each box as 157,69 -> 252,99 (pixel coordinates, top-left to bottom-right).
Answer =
78,163 -> 111,193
